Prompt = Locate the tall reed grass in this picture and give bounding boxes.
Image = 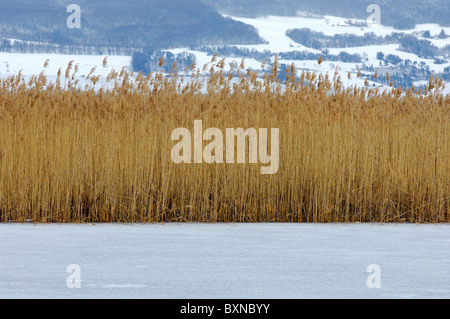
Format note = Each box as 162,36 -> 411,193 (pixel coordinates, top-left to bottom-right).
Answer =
0,57 -> 448,223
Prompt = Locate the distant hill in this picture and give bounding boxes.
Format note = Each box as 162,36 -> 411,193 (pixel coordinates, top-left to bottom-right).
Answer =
202,0 -> 450,29
0,0 -> 264,53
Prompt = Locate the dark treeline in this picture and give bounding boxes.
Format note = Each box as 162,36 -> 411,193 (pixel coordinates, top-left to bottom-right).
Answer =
286,28 -> 450,60
131,47 -> 364,75
363,63 -> 433,90
278,50 -> 362,63
132,51 -> 197,74
0,40 -> 138,56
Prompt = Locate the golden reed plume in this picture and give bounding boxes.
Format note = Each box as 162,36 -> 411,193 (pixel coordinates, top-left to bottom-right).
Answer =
0,59 -> 448,223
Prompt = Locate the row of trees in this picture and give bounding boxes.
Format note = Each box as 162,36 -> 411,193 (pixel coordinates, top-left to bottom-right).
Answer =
279,50 -> 362,63
286,29 -> 395,49
131,47 -> 364,75
286,28 -> 450,60
132,51 -> 197,74
0,39 -> 137,55
422,29 -> 448,39
131,45 -> 448,91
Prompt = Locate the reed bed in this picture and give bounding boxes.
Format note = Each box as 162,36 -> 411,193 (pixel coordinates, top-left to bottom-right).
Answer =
0,57 -> 449,223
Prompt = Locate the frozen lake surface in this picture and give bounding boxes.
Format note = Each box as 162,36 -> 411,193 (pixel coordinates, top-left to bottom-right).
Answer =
1,223 -> 450,299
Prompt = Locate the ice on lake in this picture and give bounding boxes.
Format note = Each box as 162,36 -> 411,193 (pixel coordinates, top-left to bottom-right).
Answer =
1,223 -> 449,299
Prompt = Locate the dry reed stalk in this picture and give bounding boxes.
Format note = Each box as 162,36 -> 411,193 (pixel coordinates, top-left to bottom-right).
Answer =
0,60 -> 448,223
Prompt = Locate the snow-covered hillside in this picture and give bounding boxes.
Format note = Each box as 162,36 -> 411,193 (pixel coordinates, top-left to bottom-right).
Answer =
229,15 -> 450,49
1,14 -> 449,94
162,15 -> 449,94
228,15 -> 450,73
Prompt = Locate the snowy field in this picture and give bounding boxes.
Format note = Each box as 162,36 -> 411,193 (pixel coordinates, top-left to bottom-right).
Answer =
1,223 -> 450,299
0,14 -> 449,94
0,52 -> 132,90
227,15 -> 450,51
1,14 -> 450,94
